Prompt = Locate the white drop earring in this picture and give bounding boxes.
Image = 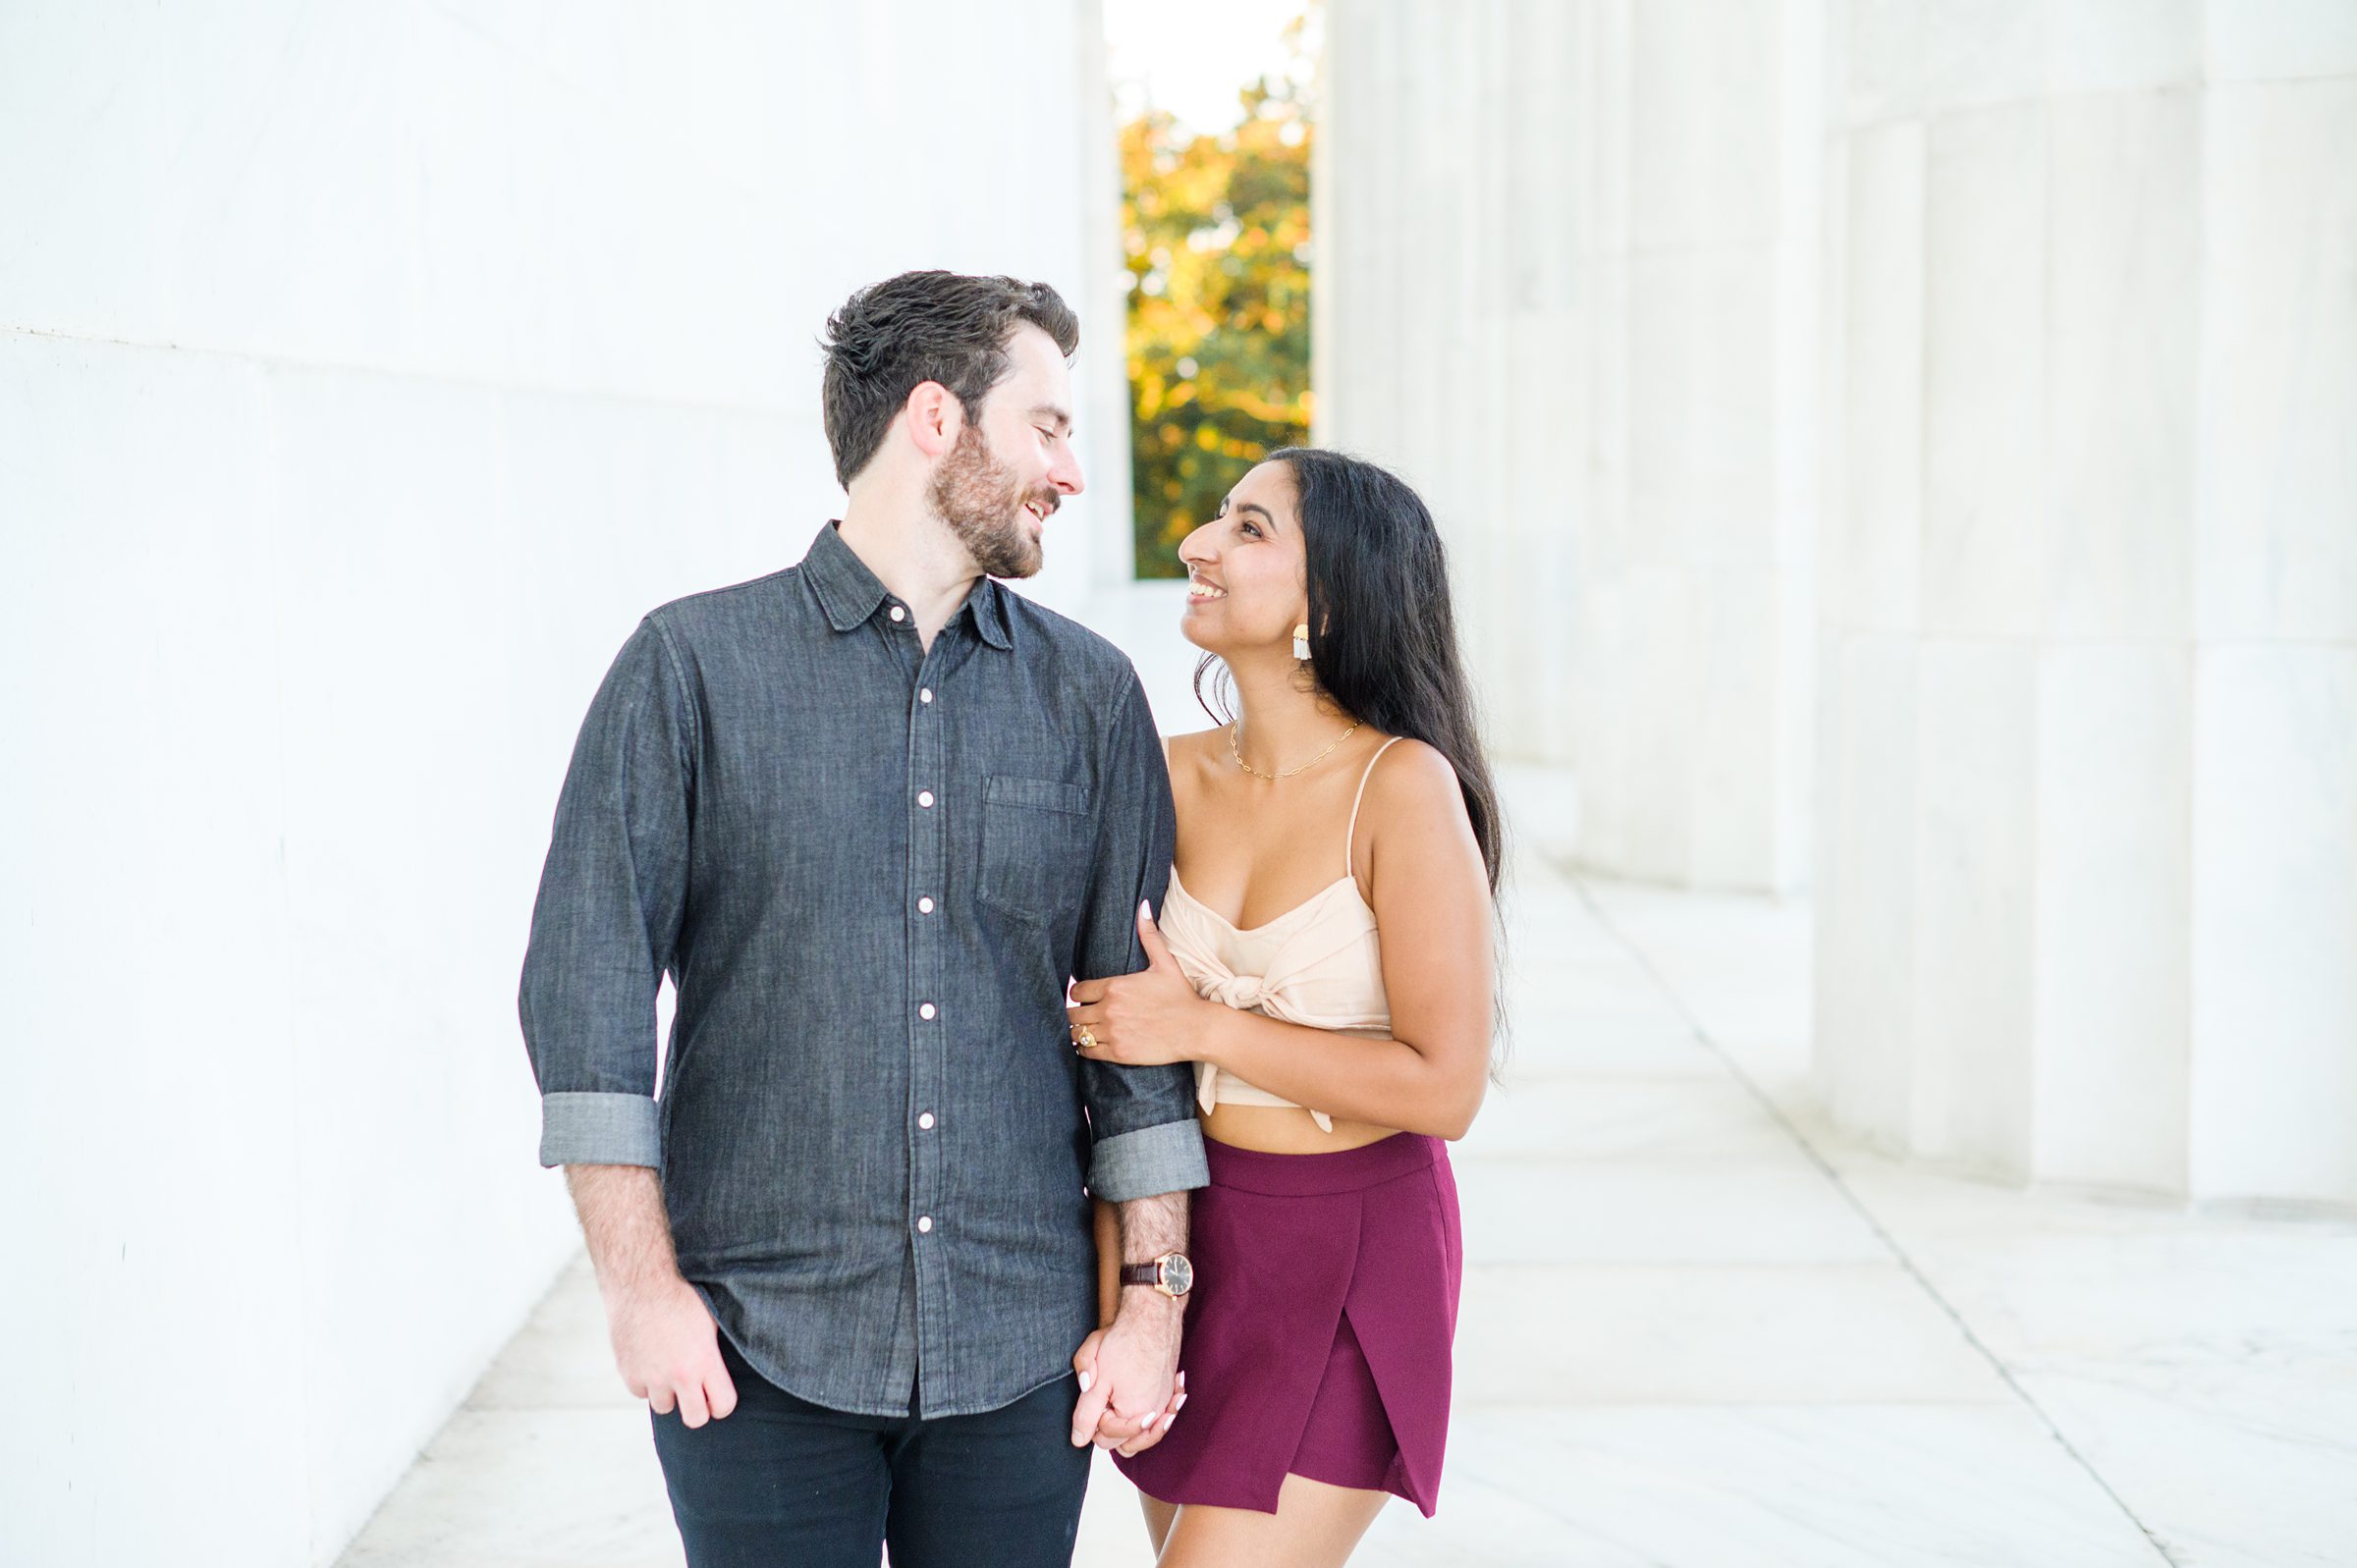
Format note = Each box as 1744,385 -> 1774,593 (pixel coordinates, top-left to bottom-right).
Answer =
1291,622 -> 1311,661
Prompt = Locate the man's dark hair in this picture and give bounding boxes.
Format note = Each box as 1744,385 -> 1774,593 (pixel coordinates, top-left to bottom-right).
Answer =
820,271 -> 1080,488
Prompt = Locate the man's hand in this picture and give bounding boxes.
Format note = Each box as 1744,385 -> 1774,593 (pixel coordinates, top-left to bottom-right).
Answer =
1073,1326 -> 1186,1456
605,1271 -> 740,1428
566,1164 -> 739,1430
1069,1298 -> 1184,1453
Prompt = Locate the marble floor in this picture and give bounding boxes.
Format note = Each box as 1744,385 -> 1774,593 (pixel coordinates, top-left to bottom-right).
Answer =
338,859 -> 2357,1567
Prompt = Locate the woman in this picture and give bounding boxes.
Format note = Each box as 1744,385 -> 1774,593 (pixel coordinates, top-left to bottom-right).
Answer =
1066,447 -> 1505,1567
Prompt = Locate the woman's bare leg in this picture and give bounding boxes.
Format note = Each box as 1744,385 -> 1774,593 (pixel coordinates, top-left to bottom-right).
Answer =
1153,1475 -> 1390,1568
1138,1491 -> 1178,1556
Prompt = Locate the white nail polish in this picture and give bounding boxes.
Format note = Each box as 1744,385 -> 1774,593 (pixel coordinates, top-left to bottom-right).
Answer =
1077,1370 -> 1093,1394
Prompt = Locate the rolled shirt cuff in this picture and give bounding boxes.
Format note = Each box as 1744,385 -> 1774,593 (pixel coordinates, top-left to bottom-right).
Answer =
1087,1118 -> 1210,1203
539,1091 -> 662,1168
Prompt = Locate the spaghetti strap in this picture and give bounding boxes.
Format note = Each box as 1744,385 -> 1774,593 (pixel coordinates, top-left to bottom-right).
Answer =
1344,735 -> 1406,875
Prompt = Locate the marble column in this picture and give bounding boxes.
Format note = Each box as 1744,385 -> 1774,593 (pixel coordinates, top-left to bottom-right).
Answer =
1815,1 -> 2357,1202
1315,0 -> 1823,892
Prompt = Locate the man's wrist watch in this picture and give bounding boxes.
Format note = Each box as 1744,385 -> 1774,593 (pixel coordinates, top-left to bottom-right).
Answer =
1118,1251 -> 1194,1299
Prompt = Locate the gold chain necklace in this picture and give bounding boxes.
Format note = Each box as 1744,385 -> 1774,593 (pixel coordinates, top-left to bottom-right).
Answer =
1229,718 -> 1362,780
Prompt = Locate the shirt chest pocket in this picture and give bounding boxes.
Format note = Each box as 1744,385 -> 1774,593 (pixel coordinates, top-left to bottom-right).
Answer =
977,775 -> 1095,926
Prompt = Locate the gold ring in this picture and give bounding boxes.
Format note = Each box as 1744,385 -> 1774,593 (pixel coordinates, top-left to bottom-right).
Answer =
1078,1027 -> 1098,1051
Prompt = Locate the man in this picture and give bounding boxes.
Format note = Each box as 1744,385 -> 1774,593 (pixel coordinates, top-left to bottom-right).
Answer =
519,271 -> 1205,1566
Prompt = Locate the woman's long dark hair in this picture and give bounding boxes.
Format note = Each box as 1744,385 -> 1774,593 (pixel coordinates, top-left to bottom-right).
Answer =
1191,447 -> 1511,1068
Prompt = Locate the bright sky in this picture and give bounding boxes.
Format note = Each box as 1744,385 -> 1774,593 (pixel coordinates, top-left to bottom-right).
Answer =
1102,0 -> 1315,136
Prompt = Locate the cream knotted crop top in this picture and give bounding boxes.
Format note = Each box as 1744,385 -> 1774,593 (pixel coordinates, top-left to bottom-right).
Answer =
1158,734 -> 1403,1132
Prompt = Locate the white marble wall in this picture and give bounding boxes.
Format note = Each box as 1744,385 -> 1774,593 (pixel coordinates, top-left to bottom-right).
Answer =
1314,0 -> 1823,891
0,4 -> 1133,1564
1318,2 -> 2357,1205
1814,0 -> 2357,1202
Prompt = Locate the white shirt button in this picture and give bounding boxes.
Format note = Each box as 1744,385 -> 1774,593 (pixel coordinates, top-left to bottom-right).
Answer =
889,606 -> 906,622
919,688 -> 934,704
917,896 -> 935,914
918,1111 -> 936,1130
916,1216 -> 933,1234
919,1001 -> 937,1020
917,789 -> 935,808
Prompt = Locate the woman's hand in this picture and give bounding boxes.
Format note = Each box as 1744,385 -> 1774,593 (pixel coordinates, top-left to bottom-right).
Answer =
1069,901 -> 1213,1069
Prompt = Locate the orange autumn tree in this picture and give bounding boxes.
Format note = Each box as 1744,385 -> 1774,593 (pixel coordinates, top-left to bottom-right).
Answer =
1122,29 -> 1313,578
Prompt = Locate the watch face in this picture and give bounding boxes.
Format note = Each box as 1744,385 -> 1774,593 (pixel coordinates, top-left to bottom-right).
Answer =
1161,1253 -> 1193,1295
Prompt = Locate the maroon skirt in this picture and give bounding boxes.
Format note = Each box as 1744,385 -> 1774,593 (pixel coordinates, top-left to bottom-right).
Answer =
1112,1131 -> 1463,1517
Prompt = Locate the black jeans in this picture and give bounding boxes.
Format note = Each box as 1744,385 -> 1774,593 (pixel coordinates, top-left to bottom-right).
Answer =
650,1332 -> 1092,1567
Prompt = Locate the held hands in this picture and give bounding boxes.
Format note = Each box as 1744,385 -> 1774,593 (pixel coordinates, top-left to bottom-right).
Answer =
1069,1309 -> 1187,1455
604,1272 -> 739,1428
1069,901 -> 1210,1068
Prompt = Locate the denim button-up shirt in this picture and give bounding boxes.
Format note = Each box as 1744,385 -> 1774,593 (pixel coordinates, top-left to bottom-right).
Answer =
519,520 -> 1208,1419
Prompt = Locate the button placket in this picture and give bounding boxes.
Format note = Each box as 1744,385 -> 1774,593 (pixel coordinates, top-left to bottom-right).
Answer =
905,637 -> 953,1361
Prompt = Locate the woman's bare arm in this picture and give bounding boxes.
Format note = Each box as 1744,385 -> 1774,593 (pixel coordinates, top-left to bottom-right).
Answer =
1195,739 -> 1494,1137
1091,1195 -> 1121,1326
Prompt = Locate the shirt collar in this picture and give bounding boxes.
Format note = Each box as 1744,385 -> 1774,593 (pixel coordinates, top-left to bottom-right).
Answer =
802,520 -> 1014,652
966,574 -> 1015,650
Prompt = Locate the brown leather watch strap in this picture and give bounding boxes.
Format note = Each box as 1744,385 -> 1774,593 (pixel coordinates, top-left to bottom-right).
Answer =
1117,1252 -> 1193,1296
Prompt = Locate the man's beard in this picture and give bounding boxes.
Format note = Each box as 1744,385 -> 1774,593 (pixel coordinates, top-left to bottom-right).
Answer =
929,420 -> 1053,579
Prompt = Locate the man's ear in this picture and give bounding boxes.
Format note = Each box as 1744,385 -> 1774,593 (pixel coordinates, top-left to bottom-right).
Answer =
903,380 -> 963,460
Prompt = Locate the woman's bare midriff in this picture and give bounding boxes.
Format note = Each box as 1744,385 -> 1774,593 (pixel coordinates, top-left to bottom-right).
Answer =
1200,1101 -> 1402,1155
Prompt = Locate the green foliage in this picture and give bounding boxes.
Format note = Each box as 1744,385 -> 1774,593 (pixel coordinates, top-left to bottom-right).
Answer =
1122,27 -> 1313,578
